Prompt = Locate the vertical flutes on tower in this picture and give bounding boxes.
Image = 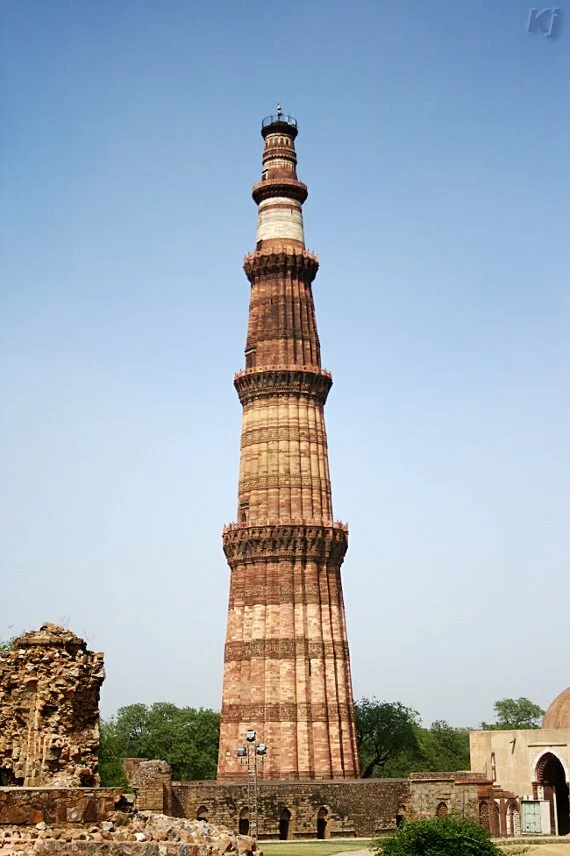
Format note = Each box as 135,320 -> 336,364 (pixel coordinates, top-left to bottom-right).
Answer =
217,113 -> 359,781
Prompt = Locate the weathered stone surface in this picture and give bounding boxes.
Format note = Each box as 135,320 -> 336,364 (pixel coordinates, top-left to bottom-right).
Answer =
0,789 -> 122,826
0,623 -> 105,787
0,811 -> 257,856
129,762 -> 498,838
171,777 -> 410,838
130,763 -> 173,815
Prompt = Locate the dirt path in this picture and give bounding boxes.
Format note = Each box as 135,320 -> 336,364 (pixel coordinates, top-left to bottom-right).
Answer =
333,851 -> 370,856
333,843 -> 570,856
522,845 -> 570,855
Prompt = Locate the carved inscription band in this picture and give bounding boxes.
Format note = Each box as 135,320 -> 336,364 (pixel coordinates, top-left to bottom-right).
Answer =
239,475 -> 330,494
221,701 -> 353,723
228,578 -> 344,608
240,425 -> 328,449
224,638 -> 349,662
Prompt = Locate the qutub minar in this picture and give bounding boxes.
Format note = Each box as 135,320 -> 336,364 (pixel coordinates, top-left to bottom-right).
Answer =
217,109 -> 359,781
2,115 -> 566,846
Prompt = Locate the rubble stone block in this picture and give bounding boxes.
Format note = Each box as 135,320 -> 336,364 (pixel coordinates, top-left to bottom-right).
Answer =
0,623 -> 105,787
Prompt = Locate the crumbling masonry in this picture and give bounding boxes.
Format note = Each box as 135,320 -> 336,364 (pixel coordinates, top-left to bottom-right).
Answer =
0,623 -> 104,787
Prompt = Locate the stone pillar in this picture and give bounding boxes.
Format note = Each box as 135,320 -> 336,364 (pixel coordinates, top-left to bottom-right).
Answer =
217,112 -> 359,781
134,761 -> 173,814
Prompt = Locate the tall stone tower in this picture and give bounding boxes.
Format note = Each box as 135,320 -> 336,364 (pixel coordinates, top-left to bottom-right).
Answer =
218,111 -> 359,781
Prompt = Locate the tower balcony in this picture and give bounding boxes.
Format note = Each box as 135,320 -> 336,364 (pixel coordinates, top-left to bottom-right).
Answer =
243,246 -> 318,281
252,177 -> 308,205
261,113 -> 298,138
222,520 -> 349,565
233,365 -> 332,406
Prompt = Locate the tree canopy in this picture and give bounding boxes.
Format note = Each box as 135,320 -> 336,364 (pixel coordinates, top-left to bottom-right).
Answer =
99,703 -> 220,785
481,697 -> 545,730
355,698 -> 421,778
355,698 -> 470,778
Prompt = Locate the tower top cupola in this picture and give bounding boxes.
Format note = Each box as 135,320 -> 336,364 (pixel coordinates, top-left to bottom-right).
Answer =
261,106 -> 298,139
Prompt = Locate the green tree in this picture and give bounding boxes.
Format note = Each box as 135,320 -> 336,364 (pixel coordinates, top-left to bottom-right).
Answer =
98,719 -> 129,788
422,720 -> 471,771
380,720 -> 470,778
372,815 -> 500,856
355,698 -> 421,778
481,697 -> 544,730
111,703 -> 150,747
101,703 -> 220,781
378,733 -> 425,777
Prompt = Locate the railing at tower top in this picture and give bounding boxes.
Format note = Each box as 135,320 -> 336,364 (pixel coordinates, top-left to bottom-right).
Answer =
262,114 -> 297,129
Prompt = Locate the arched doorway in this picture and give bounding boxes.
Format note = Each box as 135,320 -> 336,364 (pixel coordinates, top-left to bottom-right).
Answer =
317,807 -> 328,839
492,801 -> 501,837
536,753 -> 570,836
197,806 -> 209,823
507,801 -> 520,837
279,808 -> 291,840
239,808 -> 250,836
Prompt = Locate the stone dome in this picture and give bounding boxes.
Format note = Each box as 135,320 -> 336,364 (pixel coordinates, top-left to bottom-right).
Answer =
543,687 -> 570,729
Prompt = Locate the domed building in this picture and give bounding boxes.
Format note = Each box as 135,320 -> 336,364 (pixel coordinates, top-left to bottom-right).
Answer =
543,688 -> 570,730
470,689 -> 570,837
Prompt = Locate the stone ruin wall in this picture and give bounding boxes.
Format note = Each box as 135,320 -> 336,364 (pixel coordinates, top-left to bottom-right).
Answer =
169,777 -> 411,838
0,623 -> 105,787
407,772 -> 484,822
128,763 -> 499,839
0,787 -> 123,826
0,793 -> 258,856
169,776 -> 488,838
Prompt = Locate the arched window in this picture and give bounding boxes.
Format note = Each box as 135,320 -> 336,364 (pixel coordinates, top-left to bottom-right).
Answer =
279,808 -> 291,840
317,807 -> 328,839
436,801 -> 448,819
196,806 -> 208,822
239,808 -> 250,836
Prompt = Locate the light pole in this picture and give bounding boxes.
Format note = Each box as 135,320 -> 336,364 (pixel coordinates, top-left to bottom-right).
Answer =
236,729 -> 267,838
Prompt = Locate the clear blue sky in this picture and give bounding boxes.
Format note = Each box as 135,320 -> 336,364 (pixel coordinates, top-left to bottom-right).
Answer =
1,0 -> 569,728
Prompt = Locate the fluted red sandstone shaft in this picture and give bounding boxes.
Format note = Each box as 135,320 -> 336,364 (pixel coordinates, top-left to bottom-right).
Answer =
217,113 -> 359,780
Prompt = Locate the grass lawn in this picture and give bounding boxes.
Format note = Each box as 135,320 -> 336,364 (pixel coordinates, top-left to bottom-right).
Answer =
261,841 -> 371,856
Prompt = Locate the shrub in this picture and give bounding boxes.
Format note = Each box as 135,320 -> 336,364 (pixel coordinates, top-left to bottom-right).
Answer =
371,815 -> 501,856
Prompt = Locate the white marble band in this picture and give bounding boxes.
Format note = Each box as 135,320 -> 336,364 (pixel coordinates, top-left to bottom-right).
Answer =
257,197 -> 304,243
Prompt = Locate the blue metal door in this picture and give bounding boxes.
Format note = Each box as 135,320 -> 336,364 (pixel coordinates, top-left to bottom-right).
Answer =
521,801 -> 541,834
